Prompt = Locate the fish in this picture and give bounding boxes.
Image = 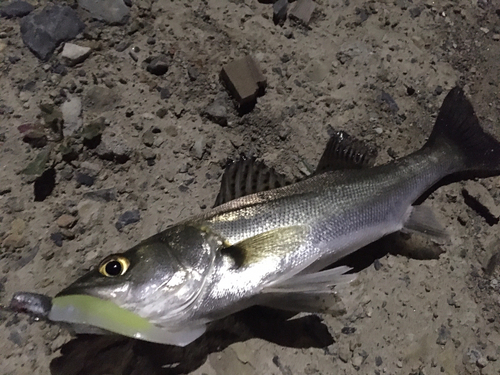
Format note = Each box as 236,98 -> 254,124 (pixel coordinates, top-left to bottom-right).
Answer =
42,87 -> 500,346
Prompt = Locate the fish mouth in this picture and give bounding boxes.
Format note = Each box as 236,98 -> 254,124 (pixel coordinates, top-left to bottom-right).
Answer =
48,295 -> 205,346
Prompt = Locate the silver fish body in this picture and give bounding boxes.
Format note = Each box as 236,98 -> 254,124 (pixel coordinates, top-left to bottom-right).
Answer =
47,87 -> 500,345
187,146 -> 453,319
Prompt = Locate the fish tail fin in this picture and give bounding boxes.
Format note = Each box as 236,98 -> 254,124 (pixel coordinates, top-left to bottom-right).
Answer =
425,87 -> 500,173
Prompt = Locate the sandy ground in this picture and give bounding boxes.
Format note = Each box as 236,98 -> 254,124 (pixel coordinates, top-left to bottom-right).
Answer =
1,0 -> 500,374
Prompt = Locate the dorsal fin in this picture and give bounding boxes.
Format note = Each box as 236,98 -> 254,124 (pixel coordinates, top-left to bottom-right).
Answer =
315,131 -> 378,174
214,157 -> 289,207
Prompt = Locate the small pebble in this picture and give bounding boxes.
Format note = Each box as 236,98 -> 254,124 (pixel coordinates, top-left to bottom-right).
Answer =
147,55 -> 170,76
83,188 -> 117,202
56,214 -> 77,228
142,128 -> 155,147
75,171 -> 95,187
352,355 -> 363,369
341,326 -> 356,335
141,149 -> 156,160
115,210 -> 140,231
160,87 -> 171,100
477,356 -> 488,368
156,107 -> 168,118
50,232 -> 64,247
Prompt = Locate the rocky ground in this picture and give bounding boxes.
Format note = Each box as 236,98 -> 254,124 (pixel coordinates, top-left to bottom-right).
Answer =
1,0 -> 500,374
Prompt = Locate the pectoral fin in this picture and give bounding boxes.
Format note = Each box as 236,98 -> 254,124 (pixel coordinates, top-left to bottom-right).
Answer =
220,225 -> 311,268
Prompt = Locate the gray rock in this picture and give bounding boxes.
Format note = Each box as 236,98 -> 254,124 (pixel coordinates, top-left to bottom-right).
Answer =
61,43 -> 91,66
436,324 -> 450,345
77,199 -> 101,226
465,348 -> 484,367
462,181 -> 500,225
477,356 -> 489,368
20,5 -> 85,61
191,137 -> 206,160
204,101 -> 228,126
78,0 -> 130,25
61,96 -> 83,136
141,149 -> 156,161
83,188 -> 117,202
483,243 -> 500,276
160,87 -> 171,100
5,197 -> 25,213
114,40 -> 130,52
84,86 -> 119,112
95,133 -> 132,163
187,65 -> 199,81
0,1 -> 34,18
380,91 -> 399,113
7,330 -> 25,347
351,355 -> 363,369
156,107 -> 168,118
147,55 -> 170,76
338,344 -> 350,363
75,171 -> 95,186
409,7 -> 422,18
142,128 -> 155,147
115,210 -> 140,231
50,232 -> 64,247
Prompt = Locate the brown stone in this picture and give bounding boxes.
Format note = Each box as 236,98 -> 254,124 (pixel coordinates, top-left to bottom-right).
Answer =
220,55 -> 267,107
2,233 -> 26,249
56,214 -> 77,228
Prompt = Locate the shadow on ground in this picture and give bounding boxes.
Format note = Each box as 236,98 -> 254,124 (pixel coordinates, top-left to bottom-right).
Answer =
50,306 -> 333,375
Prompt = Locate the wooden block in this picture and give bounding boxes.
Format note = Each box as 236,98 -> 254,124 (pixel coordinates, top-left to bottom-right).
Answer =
289,0 -> 316,25
220,55 -> 267,107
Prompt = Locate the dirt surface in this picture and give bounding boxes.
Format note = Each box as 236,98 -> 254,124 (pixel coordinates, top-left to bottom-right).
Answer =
1,0 -> 500,374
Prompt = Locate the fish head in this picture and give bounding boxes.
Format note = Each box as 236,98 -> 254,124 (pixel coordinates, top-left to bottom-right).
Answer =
48,224 -> 219,345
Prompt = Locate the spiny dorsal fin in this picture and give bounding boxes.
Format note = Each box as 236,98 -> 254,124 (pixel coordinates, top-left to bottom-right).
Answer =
214,157 -> 289,207
315,131 -> 378,174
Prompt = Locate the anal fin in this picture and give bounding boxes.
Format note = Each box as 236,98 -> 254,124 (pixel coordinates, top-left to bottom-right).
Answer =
259,291 -> 347,316
258,266 -> 356,315
263,266 -> 356,293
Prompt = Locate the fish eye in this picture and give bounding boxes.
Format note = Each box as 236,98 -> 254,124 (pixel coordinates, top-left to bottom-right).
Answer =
98,255 -> 130,277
